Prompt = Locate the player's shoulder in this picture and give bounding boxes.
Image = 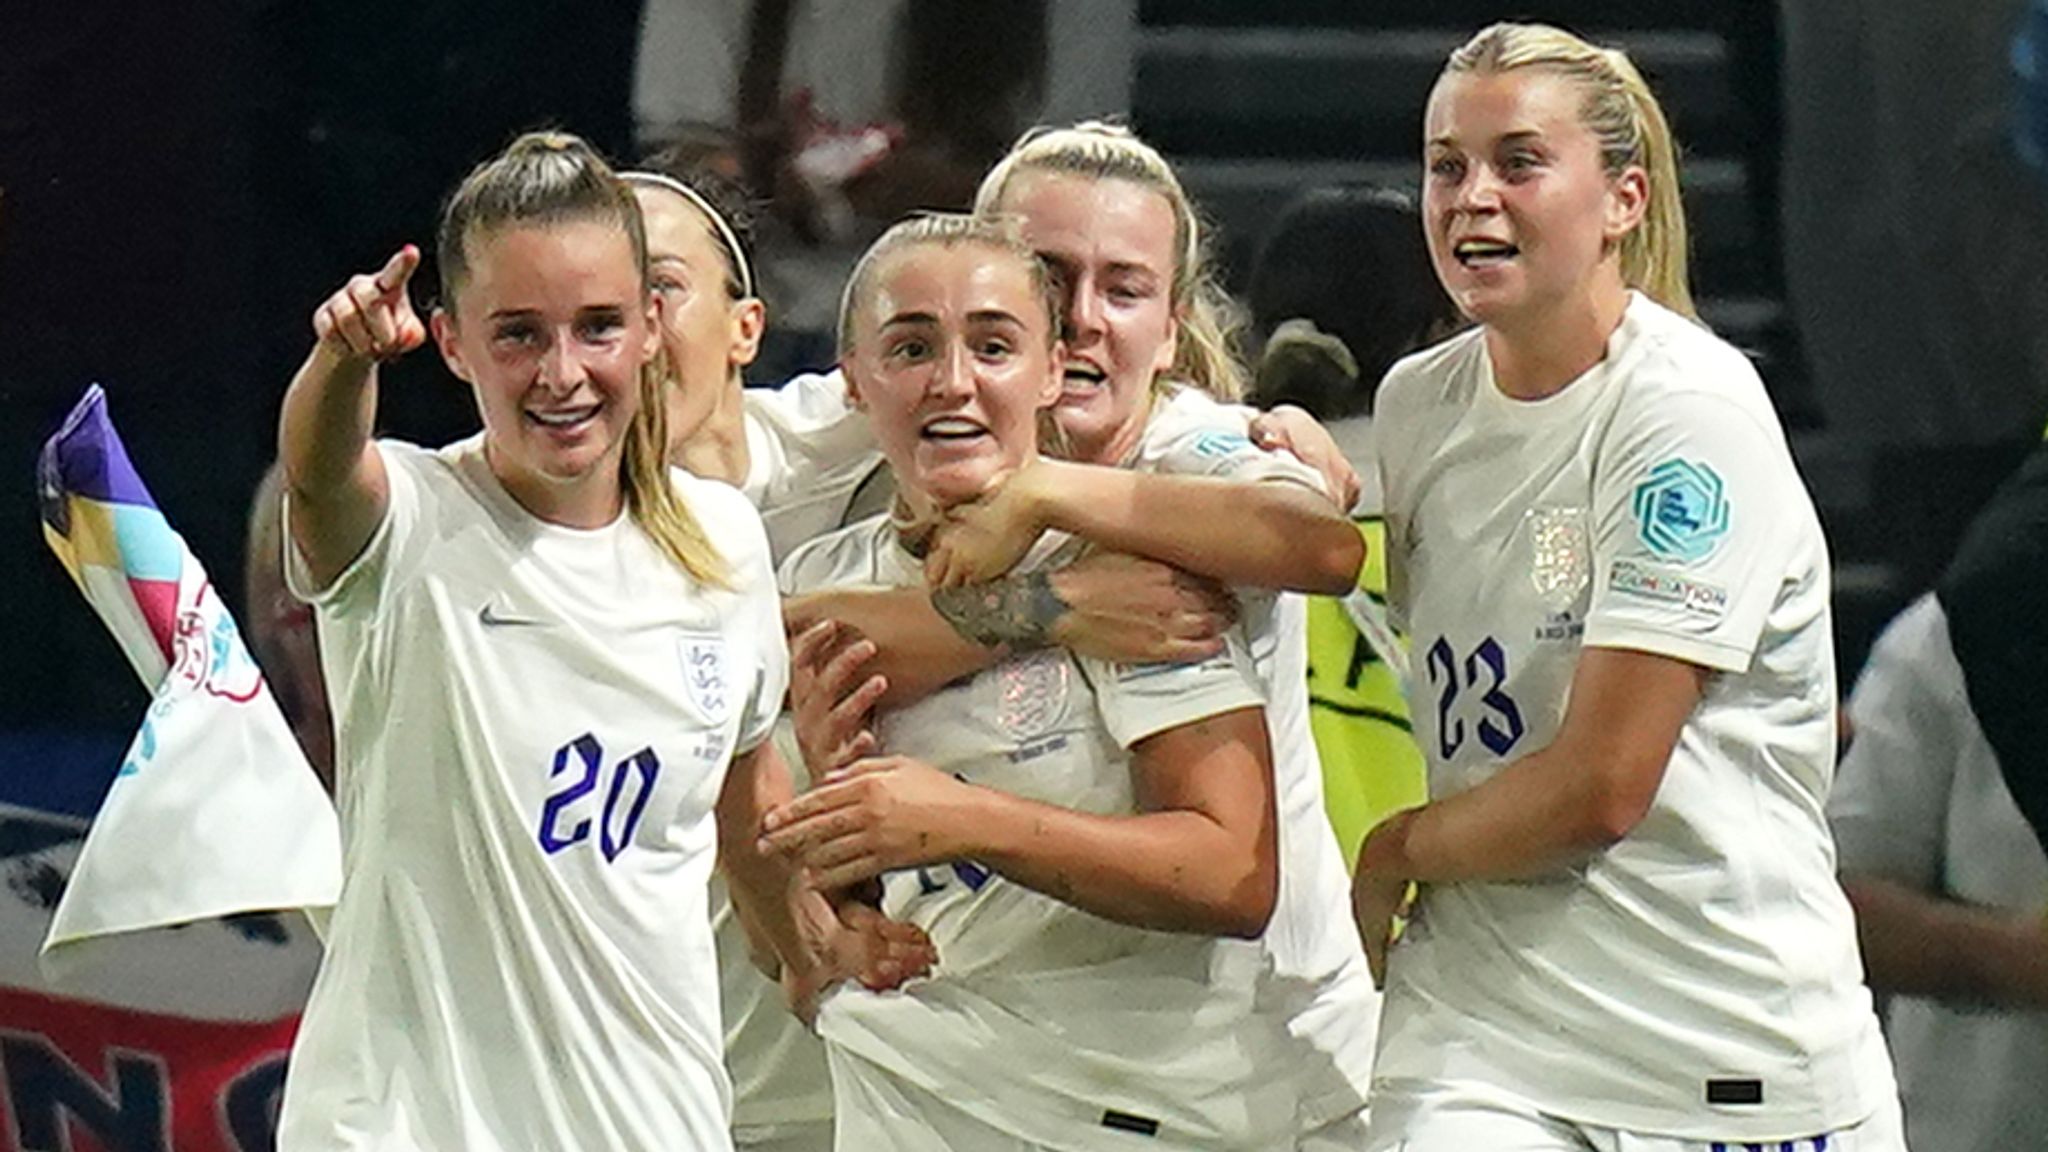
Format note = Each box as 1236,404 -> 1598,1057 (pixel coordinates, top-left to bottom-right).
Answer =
668,467 -> 776,577
777,513 -> 894,594
1377,324 -> 1486,418
1614,296 -> 1773,414
742,370 -> 858,435
1141,383 -> 1251,446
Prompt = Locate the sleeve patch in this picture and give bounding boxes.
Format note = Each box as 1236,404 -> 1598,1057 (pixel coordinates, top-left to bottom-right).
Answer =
1606,557 -> 1729,619
1631,458 -> 1731,562
1190,430 -> 1254,459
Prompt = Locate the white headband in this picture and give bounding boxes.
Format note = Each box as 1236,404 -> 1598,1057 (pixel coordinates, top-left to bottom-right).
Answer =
620,171 -> 756,299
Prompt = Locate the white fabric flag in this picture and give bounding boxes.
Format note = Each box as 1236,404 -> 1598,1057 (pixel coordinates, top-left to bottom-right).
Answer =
35,385 -> 341,980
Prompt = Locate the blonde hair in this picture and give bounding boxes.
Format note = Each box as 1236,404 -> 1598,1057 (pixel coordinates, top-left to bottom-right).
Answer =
836,213 -> 1060,359
1442,23 -> 1696,319
972,121 -> 1247,401
437,131 -> 727,585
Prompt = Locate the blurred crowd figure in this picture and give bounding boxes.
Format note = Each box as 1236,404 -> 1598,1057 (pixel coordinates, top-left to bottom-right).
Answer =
1829,431 -> 2048,1152
1241,183 -> 1463,866
1780,0 -> 2048,447
631,0 -> 1133,377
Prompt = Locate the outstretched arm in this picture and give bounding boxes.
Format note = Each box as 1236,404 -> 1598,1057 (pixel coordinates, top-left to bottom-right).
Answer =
759,706 -> 1279,939
925,458 -> 1365,594
280,245 -> 426,589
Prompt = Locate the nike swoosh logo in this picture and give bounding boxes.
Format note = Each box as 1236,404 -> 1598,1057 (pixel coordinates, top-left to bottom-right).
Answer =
478,603 -> 546,628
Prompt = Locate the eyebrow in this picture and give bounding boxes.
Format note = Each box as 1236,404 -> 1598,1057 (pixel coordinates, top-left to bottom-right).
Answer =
1428,128 -> 1545,150
966,309 -> 1028,326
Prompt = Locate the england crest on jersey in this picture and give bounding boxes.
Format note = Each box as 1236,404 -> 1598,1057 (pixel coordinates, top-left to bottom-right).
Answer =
1523,505 -> 1590,609
679,635 -> 730,725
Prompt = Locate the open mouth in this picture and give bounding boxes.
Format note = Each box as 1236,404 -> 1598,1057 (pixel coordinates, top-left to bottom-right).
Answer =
1062,360 -> 1108,390
527,403 -> 601,432
1453,239 -> 1519,268
921,416 -> 989,443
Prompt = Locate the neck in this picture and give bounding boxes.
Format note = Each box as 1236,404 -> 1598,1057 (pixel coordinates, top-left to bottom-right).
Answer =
1485,278 -> 1631,401
671,374 -> 751,486
1074,387 -> 1158,466
484,441 -> 624,529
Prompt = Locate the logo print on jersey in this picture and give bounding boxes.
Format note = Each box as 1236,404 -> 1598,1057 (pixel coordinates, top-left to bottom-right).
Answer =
1189,430 -> 1253,459
1631,458 -> 1730,563
1523,506 -> 1590,607
679,636 -> 730,724
996,649 -> 1069,741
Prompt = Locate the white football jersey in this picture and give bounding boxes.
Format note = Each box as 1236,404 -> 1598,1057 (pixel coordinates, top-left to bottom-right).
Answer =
740,370 -> 892,554
280,436 -> 787,1152
716,370 -> 886,1134
1135,386 -> 1383,1127
1373,294 -> 1895,1140
780,518 -> 1298,1151
1829,594 -> 2048,1152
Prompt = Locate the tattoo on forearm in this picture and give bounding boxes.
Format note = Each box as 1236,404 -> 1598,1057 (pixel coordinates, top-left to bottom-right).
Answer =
930,570 -> 1069,649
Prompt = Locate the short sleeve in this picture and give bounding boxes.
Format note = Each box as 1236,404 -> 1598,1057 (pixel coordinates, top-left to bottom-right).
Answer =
1826,596 -> 1961,888
1081,628 -> 1267,750
1139,391 -> 1328,494
282,440 -> 433,618
1582,390 -> 1799,672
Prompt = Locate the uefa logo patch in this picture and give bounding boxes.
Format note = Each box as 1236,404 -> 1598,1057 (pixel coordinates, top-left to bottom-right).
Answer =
1630,458 -> 1730,563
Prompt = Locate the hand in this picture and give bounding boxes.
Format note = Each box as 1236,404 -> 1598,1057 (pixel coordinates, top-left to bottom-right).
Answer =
1250,404 -> 1361,512
759,755 -> 977,889
788,619 -> 887,777
836,899 -> 938,991
1047,553 -> 1235,663
1352,813 -> 1419,988
313,246 -> 426,364
1351,866 -> 1411,989
925,466 -> 1052,588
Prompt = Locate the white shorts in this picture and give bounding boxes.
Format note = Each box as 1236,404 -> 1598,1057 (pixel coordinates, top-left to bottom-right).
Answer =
1364,1078 -> 1907,1152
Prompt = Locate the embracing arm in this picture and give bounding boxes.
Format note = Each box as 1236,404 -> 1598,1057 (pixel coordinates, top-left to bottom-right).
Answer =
1840,874 -> 2048,1010
280,246 -> 426,589
761,706 -> 1280,939
1362,645 -> 1706,884
927,458 -> 1364,595
784,552 -> 1236,711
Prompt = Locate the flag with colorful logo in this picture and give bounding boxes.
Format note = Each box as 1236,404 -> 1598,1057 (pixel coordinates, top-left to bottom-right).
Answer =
33,384 -> 341,974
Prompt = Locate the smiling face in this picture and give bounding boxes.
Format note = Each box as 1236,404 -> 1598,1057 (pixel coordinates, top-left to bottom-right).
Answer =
996,171 -> 1179,466
433,220 -> 659,524
842,241 -> 1062,514
632,184 -> 761,444
1421,68 -> 1645,333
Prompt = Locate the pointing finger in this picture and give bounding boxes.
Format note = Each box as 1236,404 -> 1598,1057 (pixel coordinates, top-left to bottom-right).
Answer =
374,244 -> 421,296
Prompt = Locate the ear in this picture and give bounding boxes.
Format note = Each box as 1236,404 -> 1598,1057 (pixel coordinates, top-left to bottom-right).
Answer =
431,309 -> 472,383
729,297 -> 767,371
1152,306 -> 1182,378
1605,165 -> 1650,244
1039,338 -> 1068,408
641,291 -> 664,362
840,357 -> 869,411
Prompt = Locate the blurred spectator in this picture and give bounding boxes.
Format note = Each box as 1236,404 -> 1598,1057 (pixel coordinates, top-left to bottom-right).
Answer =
1938,434 -> 2048,841
245,463 -> 334,793
1781,0 -> 2048,444
631,0 -> 1133,377
1242,184 -> 1462,866
1828,591 -> 2048,1152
